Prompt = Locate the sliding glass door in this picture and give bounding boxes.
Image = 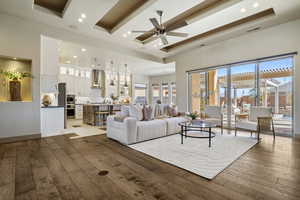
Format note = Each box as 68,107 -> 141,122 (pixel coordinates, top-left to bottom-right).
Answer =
258,57 -> 293,136
207,68 -> 228,125
188,56 -> 294,136
189,72 -> 206,113
230,63 -> 256,126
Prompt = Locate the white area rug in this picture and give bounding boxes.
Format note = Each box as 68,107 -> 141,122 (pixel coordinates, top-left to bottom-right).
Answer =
129,132 -> 257,179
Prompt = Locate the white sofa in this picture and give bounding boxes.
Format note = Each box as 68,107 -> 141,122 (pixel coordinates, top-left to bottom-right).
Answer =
107,116 -> 187,145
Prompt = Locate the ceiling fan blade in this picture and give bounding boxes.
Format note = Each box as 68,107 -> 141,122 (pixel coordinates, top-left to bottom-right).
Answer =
166,32 -> 188,37
142,36 -> 159,44
132,30 -> 154,33
149,18 -> 161,30
160,35 -> 168,45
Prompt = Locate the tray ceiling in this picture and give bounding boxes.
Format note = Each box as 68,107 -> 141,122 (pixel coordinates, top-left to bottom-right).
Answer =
1,0 -> 300,61
34,0 -> 69,16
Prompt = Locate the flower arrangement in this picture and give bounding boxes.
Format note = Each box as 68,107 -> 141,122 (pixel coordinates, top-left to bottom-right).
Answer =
0,70 -> 32,81
0,70 -> 33,101
186,111 -> 199,120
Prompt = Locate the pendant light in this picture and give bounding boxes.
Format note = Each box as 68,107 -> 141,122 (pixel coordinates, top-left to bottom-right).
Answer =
109,60 -> 115,86
124,64 -> 128,88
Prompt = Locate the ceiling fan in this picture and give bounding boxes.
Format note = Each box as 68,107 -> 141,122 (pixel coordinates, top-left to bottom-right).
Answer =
131,10 -> 188,45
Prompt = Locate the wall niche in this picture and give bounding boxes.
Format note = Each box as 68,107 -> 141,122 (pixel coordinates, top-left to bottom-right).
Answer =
0,55 -> 32,102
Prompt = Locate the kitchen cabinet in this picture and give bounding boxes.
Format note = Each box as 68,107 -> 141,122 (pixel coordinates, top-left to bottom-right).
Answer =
40,74 -> 58,93
75,104 -> 83,119
58,65 -> 95,97
41,107 -> 64,137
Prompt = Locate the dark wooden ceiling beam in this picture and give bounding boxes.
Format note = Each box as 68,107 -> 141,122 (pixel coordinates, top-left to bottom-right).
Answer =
161,8 -> 276,52
136,0 -> 241,43
96,0 -> 157,33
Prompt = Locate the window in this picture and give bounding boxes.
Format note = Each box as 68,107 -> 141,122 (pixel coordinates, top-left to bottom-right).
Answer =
68,68 -> 74,76
60,66 -> 67,75
86,71 -> 91,79
162,83 -> 169,104
134,83 -> 147,105
75,69 -> 79,77
152,83 -> 160,104
171,82 -> 176,104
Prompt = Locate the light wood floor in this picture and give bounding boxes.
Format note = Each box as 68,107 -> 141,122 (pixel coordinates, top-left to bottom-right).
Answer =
0,133 -> 299,200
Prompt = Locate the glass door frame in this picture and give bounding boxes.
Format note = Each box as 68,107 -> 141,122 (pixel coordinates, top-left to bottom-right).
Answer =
187,55 -> 295,137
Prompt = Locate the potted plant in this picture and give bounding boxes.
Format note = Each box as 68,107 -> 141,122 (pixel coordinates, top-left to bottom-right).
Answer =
186,111 -> 199,120
0,70 -> 33,101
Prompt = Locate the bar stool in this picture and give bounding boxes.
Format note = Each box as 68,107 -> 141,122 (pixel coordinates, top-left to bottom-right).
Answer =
95,105 -> 109,126
111,104 -> 121,115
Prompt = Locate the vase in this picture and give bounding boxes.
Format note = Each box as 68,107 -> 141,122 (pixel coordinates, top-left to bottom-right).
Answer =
9,80 -> 21,101
42,95 -> 52,107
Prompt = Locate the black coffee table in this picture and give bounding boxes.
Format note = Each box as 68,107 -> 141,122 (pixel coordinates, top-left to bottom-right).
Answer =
179,120 -> 216,147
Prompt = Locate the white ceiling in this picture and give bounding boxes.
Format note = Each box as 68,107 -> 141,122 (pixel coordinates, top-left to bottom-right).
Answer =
0,0 -> 300,62
58,40 -> 175,76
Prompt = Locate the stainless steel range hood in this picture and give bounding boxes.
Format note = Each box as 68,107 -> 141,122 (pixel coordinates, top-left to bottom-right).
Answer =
91,69 -> 103,89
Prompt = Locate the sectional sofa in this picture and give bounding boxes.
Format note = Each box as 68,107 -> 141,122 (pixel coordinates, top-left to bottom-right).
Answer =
107,115 -> 187,145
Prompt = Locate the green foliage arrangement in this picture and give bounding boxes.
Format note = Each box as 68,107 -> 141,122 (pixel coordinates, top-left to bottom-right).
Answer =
0,70 -> 33,81
186,111 -> 199,120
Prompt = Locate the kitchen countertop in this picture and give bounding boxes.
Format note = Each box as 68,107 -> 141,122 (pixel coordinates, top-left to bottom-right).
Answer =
41,106 -> 65,108
83,104 -> 123,106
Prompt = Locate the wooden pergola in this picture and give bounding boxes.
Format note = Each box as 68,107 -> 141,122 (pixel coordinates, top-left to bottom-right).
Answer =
191,67 -> 292,113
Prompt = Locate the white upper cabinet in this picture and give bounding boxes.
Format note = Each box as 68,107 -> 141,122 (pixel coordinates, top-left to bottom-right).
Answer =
58,64 -> 93,96
41,36 -> 60,76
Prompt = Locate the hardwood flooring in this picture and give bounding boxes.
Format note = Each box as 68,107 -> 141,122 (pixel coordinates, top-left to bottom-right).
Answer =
0,133 -> 299,200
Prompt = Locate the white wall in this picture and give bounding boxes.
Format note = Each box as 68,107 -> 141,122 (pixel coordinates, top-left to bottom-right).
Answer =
169,19 -> 300,134
149,73 -> 176,84
0,15 -> 41,138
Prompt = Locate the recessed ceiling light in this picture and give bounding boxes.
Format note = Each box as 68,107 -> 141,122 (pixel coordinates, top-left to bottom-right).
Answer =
240,8 -> 246,13
127,31 -> 131,35
158,42 -> 163,46
13,57 -> 17,60
66,60 -> 71,64
81,48 -> 86,52
253,2 -> 259,8
73,56 -> 77,58
78,18 -> 83,23
123,33 -> 127,38
81,13 -> 86,19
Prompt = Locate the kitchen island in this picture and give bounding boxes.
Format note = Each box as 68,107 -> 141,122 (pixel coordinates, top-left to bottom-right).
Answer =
83,104 -> 122,126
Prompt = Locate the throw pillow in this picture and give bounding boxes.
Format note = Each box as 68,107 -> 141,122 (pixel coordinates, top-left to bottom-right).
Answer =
168,105 -> 178,117
129,105 -> 143,121
114,115 -> 127,122
143,105 -> 153,121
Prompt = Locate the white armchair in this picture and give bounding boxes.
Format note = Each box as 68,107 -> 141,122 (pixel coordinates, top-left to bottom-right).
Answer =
202,105 -> 223,134
235,106 -> 274,141
107,116 -> 137,144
